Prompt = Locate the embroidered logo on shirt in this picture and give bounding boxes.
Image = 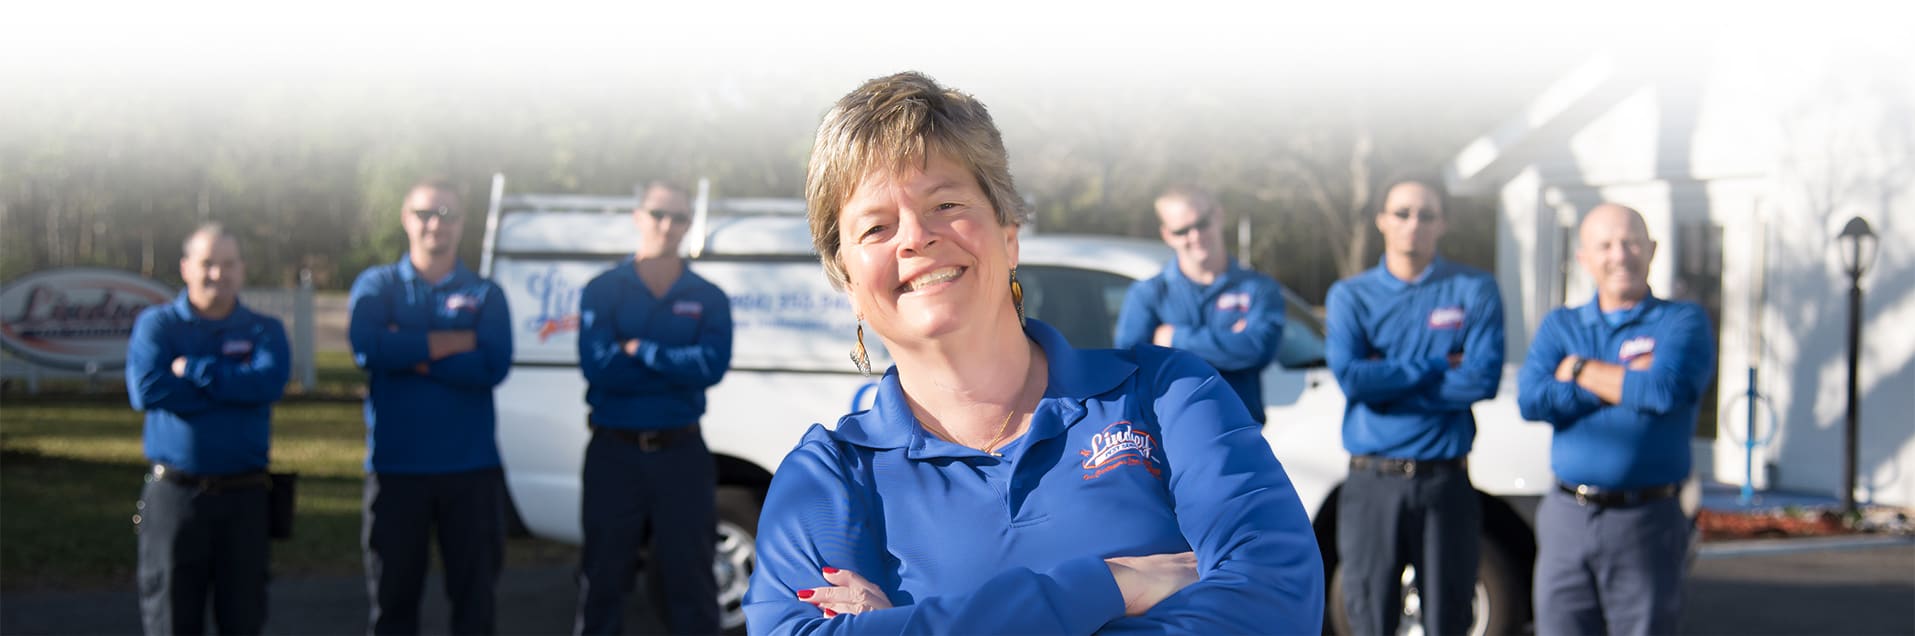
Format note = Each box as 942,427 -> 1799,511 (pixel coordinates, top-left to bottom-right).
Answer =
1427,305 -> 1465,330
672,300 -> 703,319
1215,292 -> 1252,312
444,294 -> 480,313
221,339 -> 254,357
1619,336 -> 1656,362
1079,422 -> 1163,480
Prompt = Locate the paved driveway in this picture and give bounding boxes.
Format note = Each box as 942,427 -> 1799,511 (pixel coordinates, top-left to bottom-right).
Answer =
5,540 -> 1910,635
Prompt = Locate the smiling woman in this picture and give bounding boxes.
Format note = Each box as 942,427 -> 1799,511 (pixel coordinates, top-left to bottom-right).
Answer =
740,71 -> 1326,635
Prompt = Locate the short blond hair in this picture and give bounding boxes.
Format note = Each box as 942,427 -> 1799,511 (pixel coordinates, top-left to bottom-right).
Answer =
1155,184 -> 1222,220
805,71 -> 1026,289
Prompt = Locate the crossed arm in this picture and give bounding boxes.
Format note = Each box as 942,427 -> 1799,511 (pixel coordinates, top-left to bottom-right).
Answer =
579,282 -> 733,390
348,277 -> 512,389
1518,305 -> 1716,425
747,354 -> 1323,634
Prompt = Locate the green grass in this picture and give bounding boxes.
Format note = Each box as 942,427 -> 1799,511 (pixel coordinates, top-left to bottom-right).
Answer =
0,355 -> 577,592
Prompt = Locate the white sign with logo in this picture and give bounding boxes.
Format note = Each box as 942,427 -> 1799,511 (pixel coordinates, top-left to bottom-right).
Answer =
0,268 -> 175,370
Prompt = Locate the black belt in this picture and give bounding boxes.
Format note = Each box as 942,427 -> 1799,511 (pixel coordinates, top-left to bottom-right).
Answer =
1557,482 -> 1680,507
1349,455 -> 1467,477
149,464 -> 271,492
594,423 -> 700,452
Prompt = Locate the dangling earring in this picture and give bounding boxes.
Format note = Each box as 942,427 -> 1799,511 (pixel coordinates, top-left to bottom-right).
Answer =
1010,268 -> 1026,326
850,318 -> 873,376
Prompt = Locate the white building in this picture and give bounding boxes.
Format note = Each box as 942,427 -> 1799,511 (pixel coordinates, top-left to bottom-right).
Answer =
1446,37 -> 1914,507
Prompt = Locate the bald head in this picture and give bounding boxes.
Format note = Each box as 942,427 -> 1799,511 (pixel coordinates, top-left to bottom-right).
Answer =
1580,204 -> 1649,242
1577,203 -> 1656,308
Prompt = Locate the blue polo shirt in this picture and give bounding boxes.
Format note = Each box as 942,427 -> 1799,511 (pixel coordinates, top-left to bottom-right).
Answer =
1324,258 -> 1505,460
126,293 -> 290,476
347,257 -> 512,474
745,319 -> 1322,635
1114,259 -> 1286,422
577,257 -> 733,430
1517,294 -> 1716,489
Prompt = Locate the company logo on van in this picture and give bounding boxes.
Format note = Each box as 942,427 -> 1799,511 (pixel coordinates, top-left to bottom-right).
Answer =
0,268 -> 174,370
524,265 -> 582,342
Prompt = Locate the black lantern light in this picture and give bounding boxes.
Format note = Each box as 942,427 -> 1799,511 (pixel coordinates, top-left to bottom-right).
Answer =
1835,216 -> 1876,516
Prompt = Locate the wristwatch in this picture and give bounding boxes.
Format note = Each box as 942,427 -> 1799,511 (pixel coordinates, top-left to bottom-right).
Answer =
1569,357 -> 1588,381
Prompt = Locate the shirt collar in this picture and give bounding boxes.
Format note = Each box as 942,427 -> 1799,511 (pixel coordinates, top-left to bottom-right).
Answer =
1163,258 -> 1242,291
1576,291 -> 1661,328
397,255 -> 469,287
1370,256 -> 1445,291
170,291 -> 247,325
830,318 -> 1137,454
614,256 -> 688,297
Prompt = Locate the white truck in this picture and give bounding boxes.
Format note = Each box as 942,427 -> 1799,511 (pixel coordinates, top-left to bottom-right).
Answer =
479,176 -> 1587,635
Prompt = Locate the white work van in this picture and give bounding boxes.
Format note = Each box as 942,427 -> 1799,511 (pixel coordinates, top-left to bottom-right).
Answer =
481,177 -> 1564,635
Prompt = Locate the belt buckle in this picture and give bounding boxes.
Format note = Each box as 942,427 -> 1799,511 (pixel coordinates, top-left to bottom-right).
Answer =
637,433 -> 663,453
1398,459 -> 1417,477
1572,484 -> 1595,506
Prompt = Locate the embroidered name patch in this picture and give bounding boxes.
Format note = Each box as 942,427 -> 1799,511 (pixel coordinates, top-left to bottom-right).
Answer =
1079,422 -> 1163,480
672,300 -> 704,319
444,294 -> 480,313
1619,336 -> 1656,362
221,339 -> 254,356
1216,292 -> 1252,312
1427,306 -> 1465,330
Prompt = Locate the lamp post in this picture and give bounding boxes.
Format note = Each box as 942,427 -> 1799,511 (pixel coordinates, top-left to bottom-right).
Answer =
1836,216 -> 1877,516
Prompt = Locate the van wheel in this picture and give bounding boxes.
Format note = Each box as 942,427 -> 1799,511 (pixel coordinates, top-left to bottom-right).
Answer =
713,485 -> 760,635
1326,536 -> 1523,636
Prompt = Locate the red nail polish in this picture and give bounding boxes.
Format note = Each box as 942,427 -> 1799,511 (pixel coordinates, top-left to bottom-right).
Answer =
824,609 -> 837,618
822,567 -> 839,574
796,589 -> 815,599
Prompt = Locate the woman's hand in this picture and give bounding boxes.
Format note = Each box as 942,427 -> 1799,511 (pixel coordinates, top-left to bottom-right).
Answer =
797,567 -> 892,618
1106,551 -> 1200,617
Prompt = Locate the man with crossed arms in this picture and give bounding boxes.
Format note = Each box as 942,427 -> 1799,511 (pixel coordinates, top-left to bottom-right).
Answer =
1519,203 -> 1714,635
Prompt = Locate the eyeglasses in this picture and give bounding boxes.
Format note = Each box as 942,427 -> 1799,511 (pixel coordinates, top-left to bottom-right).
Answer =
409,206 -> 461,222
1165,214 -> 1214,237
1389,208 -> 1441,223
646,209 -> 692,225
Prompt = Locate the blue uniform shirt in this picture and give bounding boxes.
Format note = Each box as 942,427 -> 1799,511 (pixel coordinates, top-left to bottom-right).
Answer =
1324,258 -> 1505,460
126,293 -> 290,475
1114,259 -> 1286,422
1517,294 -> 1716,489
577,257 -> 733,429
348,257 -> 512,474
745,319 -> 1323,635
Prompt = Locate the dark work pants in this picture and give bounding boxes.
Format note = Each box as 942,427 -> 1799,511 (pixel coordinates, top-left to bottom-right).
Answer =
1533,489 -> 1689,636
576,429 -> 718,635
363,467 -> 505,635
1338,461 -> 1480,636
137,476 -> 270,636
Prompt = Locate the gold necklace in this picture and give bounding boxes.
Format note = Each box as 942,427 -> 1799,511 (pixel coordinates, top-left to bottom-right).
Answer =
936,408 -> 1018,458
978,408 -> 1017,458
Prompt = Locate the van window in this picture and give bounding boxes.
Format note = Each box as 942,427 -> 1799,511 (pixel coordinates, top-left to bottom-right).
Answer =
1277,301 -> 1328,369
1021,265 -> 1329,370
1017,265 -> 1135,350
